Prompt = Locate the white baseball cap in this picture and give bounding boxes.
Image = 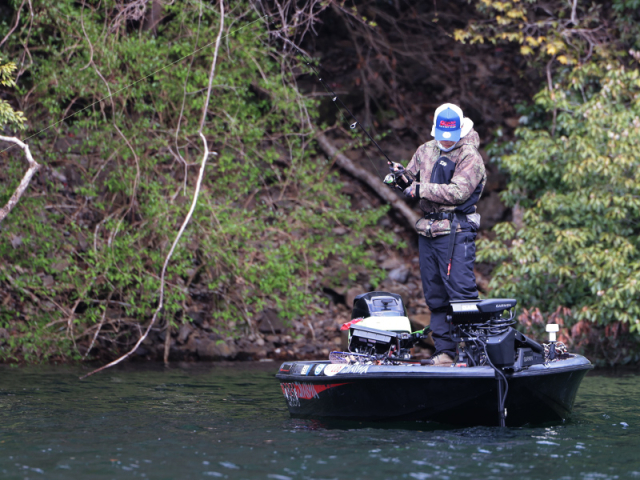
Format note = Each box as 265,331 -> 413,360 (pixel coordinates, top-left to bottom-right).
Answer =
430,103 -> 474,140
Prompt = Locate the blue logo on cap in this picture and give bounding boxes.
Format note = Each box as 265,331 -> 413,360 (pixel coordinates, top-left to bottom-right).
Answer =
435,108 -> 461,142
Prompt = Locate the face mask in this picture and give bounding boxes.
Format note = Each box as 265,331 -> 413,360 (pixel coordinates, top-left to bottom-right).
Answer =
437,141 -> 457,153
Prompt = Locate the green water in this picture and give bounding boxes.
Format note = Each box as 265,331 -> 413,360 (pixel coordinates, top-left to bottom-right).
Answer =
0,363 -> 638,479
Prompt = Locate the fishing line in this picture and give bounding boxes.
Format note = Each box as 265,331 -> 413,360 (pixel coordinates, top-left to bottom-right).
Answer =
323,83 -> 385,179
285,41 -> 390,179
0,14 -> 269,155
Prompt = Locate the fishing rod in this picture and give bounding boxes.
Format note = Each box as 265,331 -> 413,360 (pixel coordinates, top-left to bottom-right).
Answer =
286,42 -> 414,191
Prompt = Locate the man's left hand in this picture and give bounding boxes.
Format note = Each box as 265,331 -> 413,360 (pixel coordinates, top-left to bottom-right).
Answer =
388,161 -> 405,174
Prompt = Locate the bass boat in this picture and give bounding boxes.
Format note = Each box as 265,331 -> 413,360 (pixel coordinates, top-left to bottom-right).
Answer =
276,291 -> 592,427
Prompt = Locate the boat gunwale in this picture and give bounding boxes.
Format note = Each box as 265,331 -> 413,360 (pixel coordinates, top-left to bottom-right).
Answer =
275,355 -> 593,382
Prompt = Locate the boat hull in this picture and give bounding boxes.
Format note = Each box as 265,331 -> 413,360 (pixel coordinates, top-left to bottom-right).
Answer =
276,355 -> 592,427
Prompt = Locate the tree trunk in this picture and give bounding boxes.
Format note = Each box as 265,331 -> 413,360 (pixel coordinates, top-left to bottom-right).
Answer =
315,133 -> 420,227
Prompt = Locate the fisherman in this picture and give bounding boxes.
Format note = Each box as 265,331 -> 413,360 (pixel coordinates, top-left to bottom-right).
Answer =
392,103 -> 486,366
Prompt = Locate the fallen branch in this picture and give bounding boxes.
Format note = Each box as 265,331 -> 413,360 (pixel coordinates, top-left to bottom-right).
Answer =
315,133 -> 420,226
80,0 -> 226,379
0,135 -> 40,222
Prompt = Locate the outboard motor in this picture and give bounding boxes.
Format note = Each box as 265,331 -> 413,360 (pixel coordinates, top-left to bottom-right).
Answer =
448,299 -> 545,370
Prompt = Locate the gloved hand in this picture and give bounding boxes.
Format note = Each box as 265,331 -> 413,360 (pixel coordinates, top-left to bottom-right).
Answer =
388,161 -> 405,174
403,183 -> 419,198
387,161 -> 415,190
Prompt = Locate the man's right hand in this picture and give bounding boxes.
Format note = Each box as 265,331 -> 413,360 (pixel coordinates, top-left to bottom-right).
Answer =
403,183 -> 420,198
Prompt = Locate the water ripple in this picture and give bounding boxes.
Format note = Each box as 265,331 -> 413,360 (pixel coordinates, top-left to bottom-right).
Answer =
0,365 -> 639,479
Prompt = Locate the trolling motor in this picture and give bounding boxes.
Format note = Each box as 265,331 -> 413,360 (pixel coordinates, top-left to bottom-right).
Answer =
447,299 -> 545,426
448,299 -> 545,370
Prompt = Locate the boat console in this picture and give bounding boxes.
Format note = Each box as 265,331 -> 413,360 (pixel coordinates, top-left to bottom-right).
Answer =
348,324 -> 421,357
344,292 -> 551,374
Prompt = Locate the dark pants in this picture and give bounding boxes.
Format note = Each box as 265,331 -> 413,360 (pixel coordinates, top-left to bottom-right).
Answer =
419,231 -> 478,357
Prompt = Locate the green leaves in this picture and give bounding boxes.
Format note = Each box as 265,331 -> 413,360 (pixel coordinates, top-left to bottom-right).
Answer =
0,55 -> 26,130
0,0 -> 393,361
481,60 -> 640,344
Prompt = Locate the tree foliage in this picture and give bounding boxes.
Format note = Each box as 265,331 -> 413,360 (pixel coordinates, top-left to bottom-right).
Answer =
479,62 -> 640,328
0,0 -> 394,362
460,0 -> 640,359
0,55 -> 26,130
454,0 -> 610,67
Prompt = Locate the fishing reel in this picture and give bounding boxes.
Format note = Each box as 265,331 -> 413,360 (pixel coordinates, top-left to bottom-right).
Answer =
384,162 -> 415,191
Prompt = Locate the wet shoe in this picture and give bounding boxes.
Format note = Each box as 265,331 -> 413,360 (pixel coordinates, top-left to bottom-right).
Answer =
422,352 -> 454,366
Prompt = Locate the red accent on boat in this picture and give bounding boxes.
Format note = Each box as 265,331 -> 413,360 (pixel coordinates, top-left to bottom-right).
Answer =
340,318 -> 364,331
281,382 -> 350,400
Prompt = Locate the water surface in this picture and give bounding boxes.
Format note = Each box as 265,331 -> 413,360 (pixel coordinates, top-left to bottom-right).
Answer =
0,363 -> 638,479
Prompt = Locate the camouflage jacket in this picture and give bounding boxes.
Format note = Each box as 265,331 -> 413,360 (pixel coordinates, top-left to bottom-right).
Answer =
405,129 -> 486,237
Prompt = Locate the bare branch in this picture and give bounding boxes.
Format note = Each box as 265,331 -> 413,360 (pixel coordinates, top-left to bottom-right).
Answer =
570,0 -> 578,26
254,0 -> 331,48
0,263 -> 39,303
82,291 -> 113,360
199,5 -> 225,133
110,0 -> 147,33
0,135 -> 40,222
0,0 -> 26,49
174,1 -> 204,195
